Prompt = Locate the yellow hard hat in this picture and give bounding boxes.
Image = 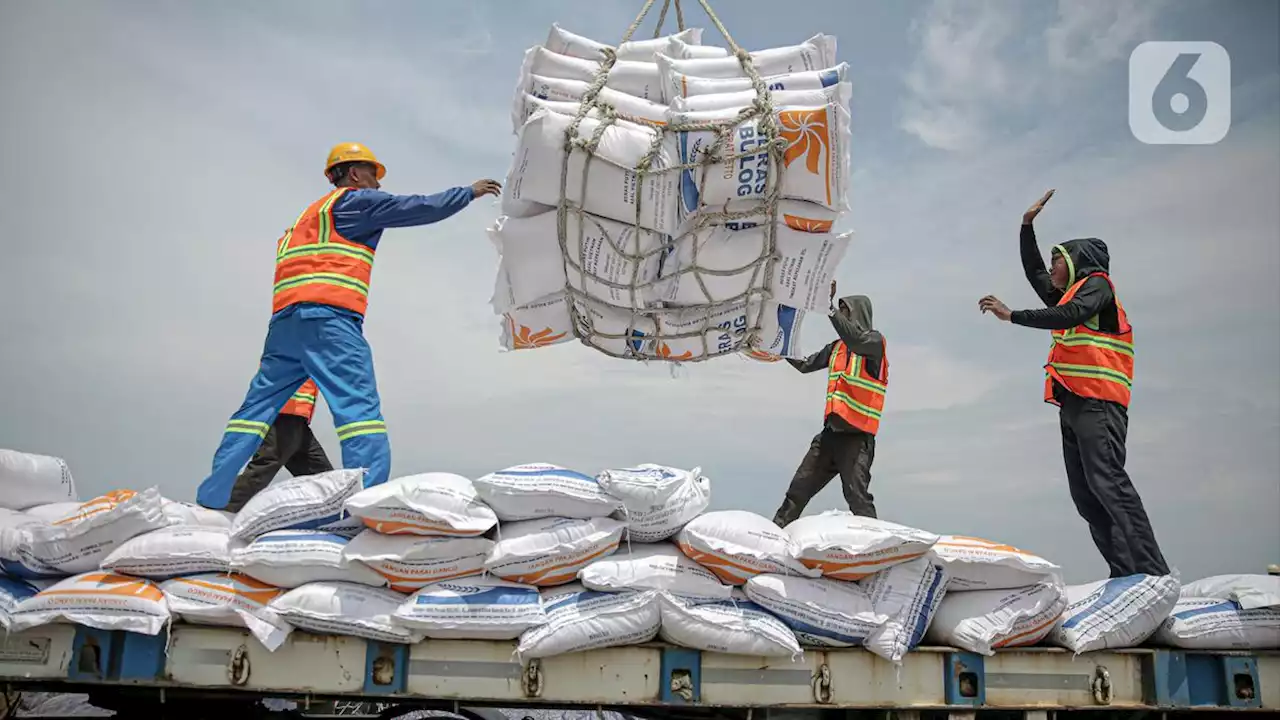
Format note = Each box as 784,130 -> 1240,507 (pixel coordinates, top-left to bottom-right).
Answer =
324,142 -> 386,180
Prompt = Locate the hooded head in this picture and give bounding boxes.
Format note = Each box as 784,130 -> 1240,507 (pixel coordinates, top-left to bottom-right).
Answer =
1050,237 -> 1110,290
836,294 -> 874,333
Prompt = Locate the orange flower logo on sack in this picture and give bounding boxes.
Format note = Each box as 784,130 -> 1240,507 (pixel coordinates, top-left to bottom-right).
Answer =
655,342 -> 694,361
509,320 -> 567,349
779,109 -> 829,176
783,214 -> 833,233
744,348 -> 782,363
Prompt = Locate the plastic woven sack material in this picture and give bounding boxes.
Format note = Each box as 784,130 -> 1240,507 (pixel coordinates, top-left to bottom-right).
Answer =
269,581 -> 422,644
229,468 -> 364,542
578,542 -> 732,599
677,510 -> 819,585
1153,597 -> 1280,650
7,571 -> 170,636
0,448 -> 78,510
658,591 -> 802,658
1051,574 -> 1181,653
1180,574 -> 1280,610
654,34 -> 837,90
545,23 -> 704,62
860,555 -> 951,664
744,573 -> 887,648
516,583 -> 660,660
785,511 -> 940,581
231,529 -> 386,589
342,529 -> 491,592
931,535 -> 1062,591
596,464 -> 710,543
669,82 -> 852,115
161,573 -> 292,651
344,472 -> 498,537
17,487 -> 172,575
161,499 -> 233,529
662,62 -> 849,101
0,575 -> 40,630
473,464 -> 621,521
512,74 -> 670,133
100,525 -> 232,578
484,516 -> 625,587
925,582 -> 1067,655
394,576 -> 546,640
661,33 -> 837,67
516,46 -> 664,103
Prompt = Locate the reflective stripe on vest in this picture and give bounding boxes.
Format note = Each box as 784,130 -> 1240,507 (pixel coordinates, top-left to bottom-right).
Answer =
272,187 -> 377,316
280,379 -> 318,423
1043,272 -> 1134,407
824,339 -> 889,435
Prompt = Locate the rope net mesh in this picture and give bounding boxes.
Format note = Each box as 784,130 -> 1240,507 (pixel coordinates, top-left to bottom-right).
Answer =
511,0 -> 828,363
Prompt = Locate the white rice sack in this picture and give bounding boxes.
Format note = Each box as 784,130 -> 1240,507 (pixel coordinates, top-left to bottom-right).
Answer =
656,34 -> 837,88
1051,574 -> 1181,653
0,448 -> 78,510
394,576 -> 546,640
637,298 -> 798,361
504,108 -> 680,234
473,464 -> 620,522
229,468 -> 364,542
669,82 -> 851,114
516,46 -> 664,102
1153,597 -> 1280,650
516,583 -> 660,659
578,542 -> 731,599
342,530 -> 490,592
231,530 -> 386,589
343,473 -> 497,537
0,510 -> 55,579
1181,574 -> 1280,610
655,222 -> 851,312
489,210 -> 666,310
676,510 -> 818,585
515,74 -> 670,131
671,100 -> 851,214
19,502 -> 84,522
7,571 -> 170,636
269,581 -> 421,644
485,516 -> 625,587
161,573 -> 292,651
495,291 -> 577,352
659,591 -> 802,658
932,535 -> 1062,591
100,525 -> 231,578
664,63 -> 849,100
512,95 -> 663,134
596,464 -> 710,543
546,23 -> 704,62
786,511 -> 940,581
18,488 -> 172,575
743,573 -> 887,648
0,575 -> 40,630
926,582 -> 1067,655
161,499 -> 233,529
860,555 -> 951,664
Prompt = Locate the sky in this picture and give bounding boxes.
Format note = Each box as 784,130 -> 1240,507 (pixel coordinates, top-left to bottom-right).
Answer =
1,0 -> 1277,585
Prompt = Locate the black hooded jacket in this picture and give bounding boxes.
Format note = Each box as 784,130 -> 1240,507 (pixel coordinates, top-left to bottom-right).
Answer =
788,295 -> 885,433
1010,224 -> 1120,333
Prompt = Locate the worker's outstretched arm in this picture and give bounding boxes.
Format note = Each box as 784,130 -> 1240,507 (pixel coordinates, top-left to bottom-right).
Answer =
787,341 -> 835,374
334,187 -> 476,235
1010,276 -> 1114,330
1021,222 -> 1063,307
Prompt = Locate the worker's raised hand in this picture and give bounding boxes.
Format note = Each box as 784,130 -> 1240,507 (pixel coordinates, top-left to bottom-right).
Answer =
978,295 -> 1013,322
471,179 -> 502,199
829,280 -> 837,302
1022,189 -> 1055,224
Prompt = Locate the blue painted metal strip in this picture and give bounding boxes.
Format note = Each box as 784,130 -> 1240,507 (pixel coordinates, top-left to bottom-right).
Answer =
1143,649 -> 1190,707
117,631 -> 167,682
660,647 -> 702,704
363,641 -> 408,695
943,651 -> 985,707
1185,652 -> 1263,708
67,627 -> 115,682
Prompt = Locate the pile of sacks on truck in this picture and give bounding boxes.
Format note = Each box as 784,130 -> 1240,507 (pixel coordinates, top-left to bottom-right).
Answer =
2,447 -> 1277,662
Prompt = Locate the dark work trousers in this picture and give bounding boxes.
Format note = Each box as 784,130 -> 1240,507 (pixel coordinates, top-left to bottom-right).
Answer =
773,428 -> 877,526
1059,391 -> 1170,578
223,414 -> 334,513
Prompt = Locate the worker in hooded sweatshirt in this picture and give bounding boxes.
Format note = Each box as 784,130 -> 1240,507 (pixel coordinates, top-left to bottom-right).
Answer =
222,379 -> 333,514
196,143 -> 502,511
772,280 -> 888,526
978,189 -> 1170,578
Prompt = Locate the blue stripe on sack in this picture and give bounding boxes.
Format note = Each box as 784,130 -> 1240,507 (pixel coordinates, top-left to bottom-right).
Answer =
546,589 -> 615,612
1061,574 -> 1147,630
819,68 -> 840,87
0,559 -> 62,580
254,532 -> 349,546
907,566 -> 948,648
768,609 -> 868,646
1173,600 -> 1241,620
280,512 -> 347,531
414,587 -> 540,606
498,469 -> 597,484
0,576 -> 38,599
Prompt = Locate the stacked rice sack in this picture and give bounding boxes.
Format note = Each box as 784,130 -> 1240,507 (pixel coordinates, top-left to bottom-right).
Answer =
1152,574 -> 1280,650
491,22 -> 853,362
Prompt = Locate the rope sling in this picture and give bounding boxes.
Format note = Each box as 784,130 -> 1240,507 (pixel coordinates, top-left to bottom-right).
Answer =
553,0 -> 791,363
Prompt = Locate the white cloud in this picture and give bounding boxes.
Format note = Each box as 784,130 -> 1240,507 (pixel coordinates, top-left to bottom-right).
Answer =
1045,0 -> 1165,74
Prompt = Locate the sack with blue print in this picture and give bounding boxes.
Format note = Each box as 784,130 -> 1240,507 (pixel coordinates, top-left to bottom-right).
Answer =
229,468 -> 364,542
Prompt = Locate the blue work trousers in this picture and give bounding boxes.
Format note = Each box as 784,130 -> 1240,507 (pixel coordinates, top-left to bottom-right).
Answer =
196,304 -> 390,509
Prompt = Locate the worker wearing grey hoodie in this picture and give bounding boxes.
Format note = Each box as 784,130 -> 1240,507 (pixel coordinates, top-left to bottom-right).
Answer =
773,281 -> 888,526
979,190 -> 1169,578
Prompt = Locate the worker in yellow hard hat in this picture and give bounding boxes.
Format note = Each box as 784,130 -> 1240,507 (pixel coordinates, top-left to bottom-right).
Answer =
197,142 -> 502,510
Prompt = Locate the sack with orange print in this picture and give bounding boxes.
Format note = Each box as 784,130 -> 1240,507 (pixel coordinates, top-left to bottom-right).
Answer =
925,582 -> 1067,655
7,571 -> 170,635
162,573 -> 293,651
676,510 -> 819,586
931,535 -> 1062,592
16,487 -> 171,575
343,473 -> 498,538
342,530 -> 492,593
101,525 -> 232,578
785,511 -> 940,581
484,516 -> 625,587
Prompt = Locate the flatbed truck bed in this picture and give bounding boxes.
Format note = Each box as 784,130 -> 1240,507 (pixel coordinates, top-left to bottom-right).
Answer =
1,623 -> 1276,719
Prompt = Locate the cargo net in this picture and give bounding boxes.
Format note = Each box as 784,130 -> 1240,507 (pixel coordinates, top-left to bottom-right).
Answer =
557,0 -> 785,363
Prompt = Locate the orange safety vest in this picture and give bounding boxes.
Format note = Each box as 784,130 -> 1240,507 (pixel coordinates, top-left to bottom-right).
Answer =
272,187 -> 377,316
1044,272 -> 1134,407
279,380 -> 318,422
824,339 -> 889,435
